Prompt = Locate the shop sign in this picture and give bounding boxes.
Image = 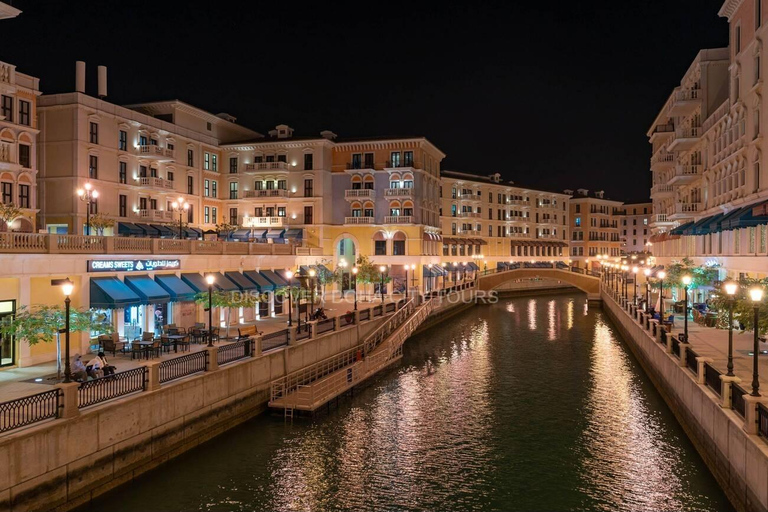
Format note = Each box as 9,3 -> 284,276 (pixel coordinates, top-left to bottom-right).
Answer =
87,259 -> 181,273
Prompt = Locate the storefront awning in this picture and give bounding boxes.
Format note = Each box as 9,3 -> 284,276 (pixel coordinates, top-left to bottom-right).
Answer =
184,227 -> 202,240
134,223 -> 160,238
224,271 -> 259,291
251,229 -> 268,239
117,222 -> 143,237
422,264 -> 438,277
243,270 -> 275,292
151,224 -> 176,238
208,272 -> 239,292
232,229 -> 251,241
266,229 -> 285,239
154,274 -> 197,302
181,273 -> 209,293
442,237 -> 457,245
715,206 -> 749,232
670,221 -> 695,236
124,275 -> 171,304
466,261 -> 480,271
316,264 -> 332,276
90,277 -> 142,309
723,200 -> 768,230
284,228 -> 303,240
477,238 -> 488,245
260,269 -> 288,287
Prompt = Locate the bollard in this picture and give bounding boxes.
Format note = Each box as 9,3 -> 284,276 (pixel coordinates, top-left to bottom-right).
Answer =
310,321 -> 318,339
206,346 -> 219,371
696,357 -> 713,385
678,343 -> 687,367
56,382 -> 81,419
719,375 -> 741,409
742,395 -> 768,435
253,336 -> 262,356
145,361 -> 161,391
288,325 -> 298,345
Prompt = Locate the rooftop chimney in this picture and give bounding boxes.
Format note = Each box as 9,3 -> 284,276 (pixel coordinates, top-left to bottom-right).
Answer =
320,130 -> 337,140
75,61 -> 85,93
97,65 -> 107,99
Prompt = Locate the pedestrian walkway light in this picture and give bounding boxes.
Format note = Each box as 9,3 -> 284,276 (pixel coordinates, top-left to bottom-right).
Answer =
682,275 -> 692,343
724,281 -> 738,377
285,270 -> 294,327
60,279 -> 74,383
643,268 -> 651,310
750,287 -> 764,397
206,274 -> 215,346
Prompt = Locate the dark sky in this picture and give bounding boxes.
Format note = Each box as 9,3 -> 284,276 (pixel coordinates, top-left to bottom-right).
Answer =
2,0 -> 728,202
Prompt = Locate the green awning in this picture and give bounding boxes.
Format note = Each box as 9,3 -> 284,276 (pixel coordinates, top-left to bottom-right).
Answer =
670,221 -> 694,236
124,275 -> 171,304
208,272 -> 239,292
244,271 -> 275,292
717,206 -> 751,232
155,274 -> 197,302
224,271 -> 259,291
723,200 -> 768,230
117,222 -> 143,237
90,277 -> 142,309
261,269 -> 289,287
181,273 -> 209,293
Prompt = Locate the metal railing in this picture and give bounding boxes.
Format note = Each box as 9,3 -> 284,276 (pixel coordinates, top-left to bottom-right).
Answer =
385,302 -> 396,313
218,339 -> 254,365
0,389 -> 61,433
704,363 -> 722,396
159,351 -> 208,383
316,318 -> 336,335
296,325 -> 311,341
359,309 -> 370,321
671,336 -> 680,356
78,367 -> 148,409
759,403 -> 768,439
685,346 -> 698,374
732,384 -> 748,418
372,305 -> 383,317
262,329 -> 289,352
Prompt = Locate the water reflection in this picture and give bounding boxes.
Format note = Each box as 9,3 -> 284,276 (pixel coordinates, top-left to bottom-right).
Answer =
81,295 -> 733,512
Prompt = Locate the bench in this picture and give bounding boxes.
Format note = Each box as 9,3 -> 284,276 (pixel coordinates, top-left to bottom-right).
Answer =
238,325 -> 262,340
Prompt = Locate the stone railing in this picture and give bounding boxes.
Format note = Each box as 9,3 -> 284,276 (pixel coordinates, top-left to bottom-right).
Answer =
345,216 -> 374,224
384,215 -> 413,224
0,233 -> 298,256
243,162 -> 290,172
344,189 -> 375,198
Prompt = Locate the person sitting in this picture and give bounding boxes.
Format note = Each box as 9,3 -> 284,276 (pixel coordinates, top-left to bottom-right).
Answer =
87,351 -> 115,379
71,353 -> 88,382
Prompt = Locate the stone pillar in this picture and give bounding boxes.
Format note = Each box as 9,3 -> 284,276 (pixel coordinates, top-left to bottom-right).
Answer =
310,321 -> 318,339
288,325 -> 298,345
696,357 -> 713,385
253,336 -> 262,356
720,375 -> 741,409
678,343 -> 687,367
664,330 -> 672,353
742,395 -> 768,435
206,346 -> 219,372
56,382 -> 80,419
145,360 -> 161,391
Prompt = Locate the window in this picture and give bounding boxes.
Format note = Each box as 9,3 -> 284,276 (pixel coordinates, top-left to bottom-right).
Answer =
204,206 -> 210,224
756,160 -> 762,192
187,149 -> 194,167
277,207 -> 286,217
0,95 -> 12,121
187,205 -> 194,223
206,122 -> 212,131
266,180 -> 274,190
140,135 -> 148,146
211,181 -> 217,198
304,153 -> 313,170
351,207 -> 362,217
204,179 -> 210,197
756,108 -> 761,139
364,153 -> 374,168
204,152 -> 210,170
757,54 -> 762,85
150,198 -> 157,210
736,24 -> 742,53
167,143 -> 174,151
150,138 -> 158,146
393,240 -> 405,255
89,155 -> 98,179
212,207 -> 218,223
277,179 -> 287,190
277,154 -> 287,163
390,151 -> 401,167
351,153 -> 362,169
575,216 -> 581,227
364,207 -> 374,217
229,208 -> 238,223
575,204 -> 580,213
229,157 -> 238,174
187,176 -> 194,194
758,0 -> 763,29
89,122 -> 98,144
18,144 -> 30,168
150,167 -> 157,178
119,130 -> 127,151
403,151 -> 413,166
375,240 -> 387,255
119,194 -> 127,217
167,171 -> 174,182
119,161 -> 127,184
304,206 -> 313,224
229,181 -> 238,199
1,182 -> 11,204
18,184 -> 29,208
255,180 -> 263,190
212,154 -> 217,172
18,100 -> 30,126
90,198 -> 98,215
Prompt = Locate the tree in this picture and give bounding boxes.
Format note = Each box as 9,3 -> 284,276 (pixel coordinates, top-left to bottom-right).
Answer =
216,217 -> 237,240
710,277 -> 768,335
314,258 -> 336,297
195,290 -> 264,338
0,203 -> 22,230
354,255 -> 390,300
661,257 -> 719,290
88,212 -> 115,236
0,305 -> 113,378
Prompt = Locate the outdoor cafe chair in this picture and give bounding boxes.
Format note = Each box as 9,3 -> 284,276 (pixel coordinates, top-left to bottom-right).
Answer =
130,339 -> 145,360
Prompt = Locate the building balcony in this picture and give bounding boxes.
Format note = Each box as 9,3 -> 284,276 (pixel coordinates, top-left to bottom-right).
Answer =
651,184 -> 674,199
242,216 -> 284,227
668,164 -> 702,185
536,203 -> 558,209
650,151 -> 675,171
138,177 -> 175,190
460,229 -> 482,236
670,202 -> 701,219
649,123 -> 675,142
459,211 -> 481,218
136,209 -> 173,221
668,126 -> 702,151
667,87 -> 702,117
385,161 -> 416,169
509,232 -> 531,238
508,199 -> 529,206
651,214 -> 675,226
457,192 -> 479,200
384,187 -> 414,198
345,216 -> 374,224
243,162 -> 290,173
344,189 -> 375,199
537,233 -> 559,240
346,162 -> 376,171
384,215 -> 413,224
243,189 -> 289,199
137,145 -> 175,162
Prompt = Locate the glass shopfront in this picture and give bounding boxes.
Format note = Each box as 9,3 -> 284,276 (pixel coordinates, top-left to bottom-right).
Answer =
0,300 -> 16,367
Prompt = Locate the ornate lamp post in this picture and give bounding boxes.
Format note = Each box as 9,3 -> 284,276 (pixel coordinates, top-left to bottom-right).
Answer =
379,265 -> 387,303
632,266 -> 639,304
644,268 -> 651,310
76,182 -> 99,235
410,263 -> 417,293
441,263 -> 447,292
285,270 -> 294,327
309,269 -> 316,321
170,197 -> 190,239
338,258 -> 348,298
351,266 -> 358,310
205,274 -> 215,346
724,281 -> 738,377
657,270 -> 667,313
404,264 -> 410,300
750,287 -> 764,397
681,275 -> 692,343
60,279 -> 74,383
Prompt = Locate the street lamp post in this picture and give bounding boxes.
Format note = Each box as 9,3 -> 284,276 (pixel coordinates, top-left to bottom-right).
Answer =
657,270 -> 667,313
644,268 -> 651,310
171,197 -> 190,239
404,264 -> 409,300
681,275 -> 692,343
352,266 -> 358,310
309,269 -> 316,321
750,287 -> 764,397
285,270 -> 294,327
632,266 -> 639,305
410,263 -> 417,295
76,182 -> 99,235
61,279 -> 74,383
379,265 -> 387,303
725,281 -> 738,377
205,274 -> 215,346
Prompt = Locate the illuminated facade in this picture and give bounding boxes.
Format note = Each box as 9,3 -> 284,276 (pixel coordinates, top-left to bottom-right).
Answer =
567,189 -> 624,268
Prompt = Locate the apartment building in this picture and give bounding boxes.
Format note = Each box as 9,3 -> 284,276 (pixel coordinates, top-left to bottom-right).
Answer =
37,63 -> 261,235
567,189 -> 623,268
439,171 -> 570,265
619,202 -> 652,254
0,59 -> 40,233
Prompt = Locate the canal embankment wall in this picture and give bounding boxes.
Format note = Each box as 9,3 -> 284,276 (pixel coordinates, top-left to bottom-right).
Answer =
601,289 -> 768,512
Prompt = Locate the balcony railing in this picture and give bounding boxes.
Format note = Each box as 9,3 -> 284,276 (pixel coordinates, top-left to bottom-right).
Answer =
652,214 -> 672,224
675,202 -> 701,214
537,233 -> 559,239
459,211 -> 480,218
674,164 -> 702,177
138,177 -> 174,190
137,145 -> 174,160
650,123 -> 675,138
650,151 -> 675,168
457,192 -> 479,200
243,189 -> 289,198
385,160 -> 415,168
345,216 -> 374,224
346,162 -> 376,170
0,233 -> 298,255
508,232 -> 530,238
384,188 -> 414,197
243,162 -> 290,172
385,215 -> 413,224
344,189 -> 375,198
651,184 -> 674,196
137,209 -> 173,221
242,216 -> 284,227
674,127 -> 701,139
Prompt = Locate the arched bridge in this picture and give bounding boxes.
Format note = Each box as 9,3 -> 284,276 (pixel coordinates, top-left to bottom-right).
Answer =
477,266 -> 601,301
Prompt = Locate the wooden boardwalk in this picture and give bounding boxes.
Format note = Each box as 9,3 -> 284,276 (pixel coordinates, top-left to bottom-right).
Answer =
269,298 -> 434,412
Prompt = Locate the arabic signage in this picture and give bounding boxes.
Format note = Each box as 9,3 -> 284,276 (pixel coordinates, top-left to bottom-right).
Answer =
87,259 -> 181,273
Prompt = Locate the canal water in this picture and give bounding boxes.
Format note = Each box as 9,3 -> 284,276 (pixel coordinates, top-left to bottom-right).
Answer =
82,294 -> 734,512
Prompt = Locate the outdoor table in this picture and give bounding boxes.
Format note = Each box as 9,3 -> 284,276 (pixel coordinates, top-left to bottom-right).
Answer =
166,334 -> 188,353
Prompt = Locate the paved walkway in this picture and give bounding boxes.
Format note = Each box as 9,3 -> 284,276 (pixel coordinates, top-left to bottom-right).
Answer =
0,294 -> 402,403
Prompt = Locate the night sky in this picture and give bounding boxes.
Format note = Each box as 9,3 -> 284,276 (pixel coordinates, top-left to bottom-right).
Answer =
2,0 -> 728,202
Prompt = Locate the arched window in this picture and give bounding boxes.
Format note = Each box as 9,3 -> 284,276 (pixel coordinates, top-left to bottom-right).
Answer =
392,231 -> 406,255
350,201 -> 362,217
363,201 -> 374,218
